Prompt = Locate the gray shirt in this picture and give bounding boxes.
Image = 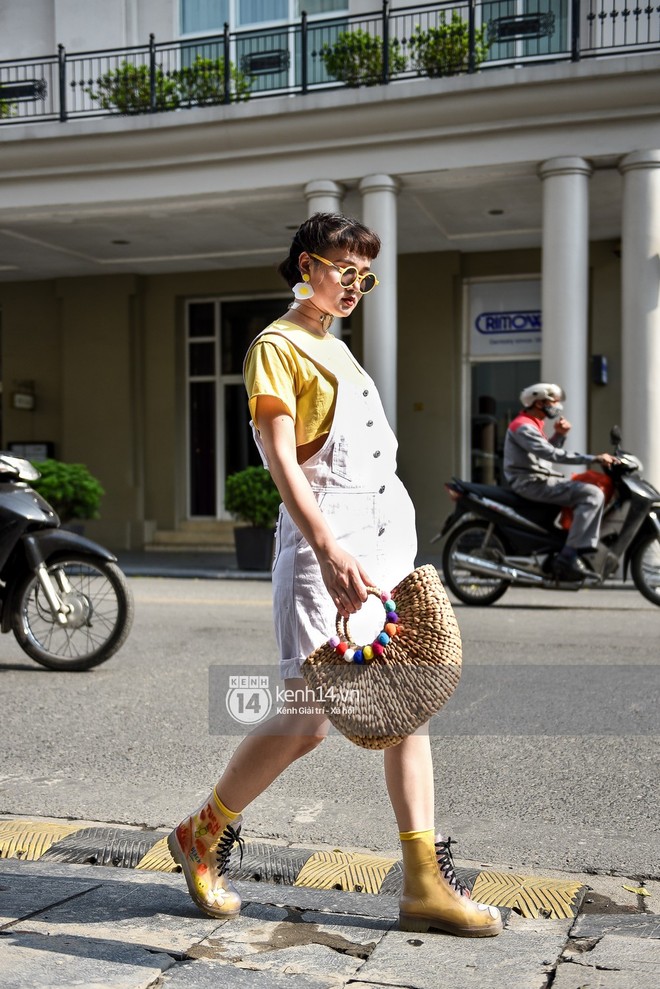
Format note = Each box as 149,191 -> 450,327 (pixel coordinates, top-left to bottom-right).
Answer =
503,412 -> 594,485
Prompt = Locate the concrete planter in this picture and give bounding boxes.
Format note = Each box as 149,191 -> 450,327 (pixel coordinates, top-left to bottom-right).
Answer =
234,526 -> 275,571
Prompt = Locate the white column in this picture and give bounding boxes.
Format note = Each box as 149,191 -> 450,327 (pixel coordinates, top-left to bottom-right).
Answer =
304,180 -> 345,337
539,157 -> 592,455
358,174 -> 399,430
619,150 -> 660,489
304,179 -> 344,216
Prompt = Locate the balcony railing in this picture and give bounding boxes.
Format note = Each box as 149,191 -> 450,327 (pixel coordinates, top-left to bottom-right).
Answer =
0,0 -> 657,126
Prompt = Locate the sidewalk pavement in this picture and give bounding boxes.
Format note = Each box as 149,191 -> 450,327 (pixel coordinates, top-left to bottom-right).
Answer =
114,550 -> 441,582
116,549 -> 273,581
0,816 -> 657,989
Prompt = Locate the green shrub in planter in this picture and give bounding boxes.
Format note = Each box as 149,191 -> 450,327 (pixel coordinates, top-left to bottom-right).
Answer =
170,55 -> 252,105
225,466 -> 281,528
225,466 -> 281,571
409,13 -> 489,78
86,61 -> 179,114
0,100 -> 16,119
320,28 -> 407,87
29,459 -> 105,522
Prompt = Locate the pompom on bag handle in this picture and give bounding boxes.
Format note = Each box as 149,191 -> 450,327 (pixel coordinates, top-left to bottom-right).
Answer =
302,564 -> 462,750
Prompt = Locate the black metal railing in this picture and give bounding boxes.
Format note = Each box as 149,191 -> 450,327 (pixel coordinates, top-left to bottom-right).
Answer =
0,0 -> 657,126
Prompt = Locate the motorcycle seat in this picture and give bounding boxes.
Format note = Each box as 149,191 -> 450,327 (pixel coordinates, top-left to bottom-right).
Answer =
457,480 -> 562,528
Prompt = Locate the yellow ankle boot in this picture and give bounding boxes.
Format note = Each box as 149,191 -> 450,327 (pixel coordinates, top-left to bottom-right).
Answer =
168,790 -> 244,919
399,831 -> 503,937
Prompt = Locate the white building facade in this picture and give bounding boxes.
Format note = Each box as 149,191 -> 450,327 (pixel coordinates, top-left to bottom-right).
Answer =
0,0 -> 659,550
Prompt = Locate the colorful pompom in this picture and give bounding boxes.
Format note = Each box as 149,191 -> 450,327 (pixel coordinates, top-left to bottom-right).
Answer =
376,631 -> 390,646
363,644 -> 374,661
329,635 -> 340,648
372,642 -> 384,657
343,648 -> 355,663
353,650 -> 364,664
386,611 -> 399,623
385,622 -> 398,637
384,599 -> 396,612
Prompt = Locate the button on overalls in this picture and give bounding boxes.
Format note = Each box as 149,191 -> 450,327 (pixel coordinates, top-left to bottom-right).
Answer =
247,329 -> 417,680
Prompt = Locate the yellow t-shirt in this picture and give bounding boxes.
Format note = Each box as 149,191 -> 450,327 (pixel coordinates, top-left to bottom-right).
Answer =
244,319 -> 367,446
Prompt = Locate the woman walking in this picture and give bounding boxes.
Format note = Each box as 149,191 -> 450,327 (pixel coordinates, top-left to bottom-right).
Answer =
168,213 -> 502,938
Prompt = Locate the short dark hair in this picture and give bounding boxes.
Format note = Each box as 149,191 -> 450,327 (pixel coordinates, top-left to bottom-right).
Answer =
278,212 -> 381,288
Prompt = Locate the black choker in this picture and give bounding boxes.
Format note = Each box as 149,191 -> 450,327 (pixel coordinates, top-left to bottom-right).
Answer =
288,302 -> 334,331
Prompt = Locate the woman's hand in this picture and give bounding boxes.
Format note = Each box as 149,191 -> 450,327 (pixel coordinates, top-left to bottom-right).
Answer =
318,544 -> 373,618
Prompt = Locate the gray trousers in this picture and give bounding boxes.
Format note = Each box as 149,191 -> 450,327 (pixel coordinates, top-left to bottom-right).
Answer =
510,475 -> 605,552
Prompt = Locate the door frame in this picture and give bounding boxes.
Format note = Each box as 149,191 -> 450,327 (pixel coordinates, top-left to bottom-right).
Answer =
184,291 -> 288,520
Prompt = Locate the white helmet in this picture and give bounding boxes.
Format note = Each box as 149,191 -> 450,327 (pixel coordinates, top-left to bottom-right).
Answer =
519,383 -> 565,408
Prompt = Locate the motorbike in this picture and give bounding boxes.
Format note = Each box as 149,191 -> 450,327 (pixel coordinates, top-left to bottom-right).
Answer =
0,452 -> 134,670
434,427 -> 660,607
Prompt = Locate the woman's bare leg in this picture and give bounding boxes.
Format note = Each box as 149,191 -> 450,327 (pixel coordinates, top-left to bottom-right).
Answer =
383,731 -> 435,832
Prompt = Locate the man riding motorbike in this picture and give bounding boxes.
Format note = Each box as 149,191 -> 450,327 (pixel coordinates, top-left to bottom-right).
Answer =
503,383 -> 617,581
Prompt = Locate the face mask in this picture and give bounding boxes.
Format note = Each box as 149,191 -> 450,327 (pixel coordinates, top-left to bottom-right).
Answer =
542,403 -> 563,419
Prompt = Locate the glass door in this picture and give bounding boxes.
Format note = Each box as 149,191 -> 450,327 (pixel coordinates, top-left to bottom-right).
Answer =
186,295 -> 286,518
470,359 -> 540,484
464,276 -> 542,483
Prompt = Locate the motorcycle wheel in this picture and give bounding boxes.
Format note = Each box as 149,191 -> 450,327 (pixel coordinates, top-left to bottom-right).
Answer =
11,553 -> 134,671
442,520 -> 510,606
631,534 -> 660,607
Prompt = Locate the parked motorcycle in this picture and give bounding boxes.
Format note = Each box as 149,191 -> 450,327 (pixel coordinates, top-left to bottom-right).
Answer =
0,452 -> 134,670
435,428 -> 660,607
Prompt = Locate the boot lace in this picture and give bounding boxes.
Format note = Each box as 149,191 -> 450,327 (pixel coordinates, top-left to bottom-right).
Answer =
435,836 -> 470,898
216,823 -> 245,876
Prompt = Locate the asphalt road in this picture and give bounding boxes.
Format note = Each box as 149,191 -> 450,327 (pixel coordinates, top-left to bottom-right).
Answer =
1,577 -> 658,880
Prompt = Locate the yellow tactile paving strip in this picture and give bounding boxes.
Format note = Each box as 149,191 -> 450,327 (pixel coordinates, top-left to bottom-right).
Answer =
294,849 -> 399,895
0,819 -> 585,920
135,836 -> 178,873
470,870 -> 584,920
0,819 -> 80,861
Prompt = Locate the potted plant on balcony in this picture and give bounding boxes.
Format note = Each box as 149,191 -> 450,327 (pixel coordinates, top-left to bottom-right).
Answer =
29,459 -> 105,527
225,466 -> 281,571
86,61 -> 179,114
409,13 -> 489,78
319,28 -> 407,87
170,55 -> 252,105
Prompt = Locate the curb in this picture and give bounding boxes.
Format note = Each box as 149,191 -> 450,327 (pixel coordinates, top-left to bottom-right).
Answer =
0,817 -> 586,921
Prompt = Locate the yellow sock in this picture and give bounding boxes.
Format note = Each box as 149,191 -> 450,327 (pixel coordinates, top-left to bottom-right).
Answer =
213,787 -> 240,821
399,828 -> 435,842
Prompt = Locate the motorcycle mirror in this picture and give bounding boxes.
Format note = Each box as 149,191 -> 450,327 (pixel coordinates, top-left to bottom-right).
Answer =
610,425 -> 622,446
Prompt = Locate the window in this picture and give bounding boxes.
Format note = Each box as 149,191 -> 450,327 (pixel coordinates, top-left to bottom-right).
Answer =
186,296 -> 285,518
182,0 -> 228,35
182,0 -> 347,35
295,0 -> 347,13
238,0 -> 287,25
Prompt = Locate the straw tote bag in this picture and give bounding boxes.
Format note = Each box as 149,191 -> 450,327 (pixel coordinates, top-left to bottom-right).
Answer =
301,564 -> 462,750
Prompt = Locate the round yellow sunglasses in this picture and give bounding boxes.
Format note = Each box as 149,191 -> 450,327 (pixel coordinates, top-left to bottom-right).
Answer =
310,253 -> 380,294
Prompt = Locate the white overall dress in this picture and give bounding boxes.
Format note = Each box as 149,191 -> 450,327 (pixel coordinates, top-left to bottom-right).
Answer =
247,328 -> 417,681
